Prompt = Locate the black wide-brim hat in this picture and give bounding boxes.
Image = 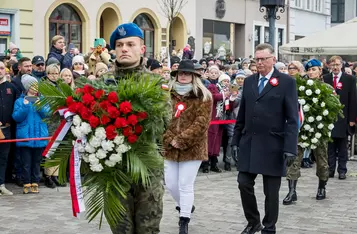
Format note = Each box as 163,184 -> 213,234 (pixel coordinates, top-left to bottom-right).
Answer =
171,59 -> 201,77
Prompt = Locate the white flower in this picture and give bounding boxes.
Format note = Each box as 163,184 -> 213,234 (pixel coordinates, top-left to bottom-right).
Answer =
304,124 -> 311,131
114,135 -> 125,145
104,160 -> 116,167
323,110 -> 329,116
80,122 -> 92,135
316,116 -> 322,121
301,135 -> 308,140
328,132 -> 331,137
317,123 -> 324,129
95,127 -> 107,140
73,115 -> 82,126
71,126 -> 84,138
306,89 -> 313,96
302,142 -> 310,148
315,133 -> 322,139
307,80 -> 314,86
311,138 -> 318,144
116,144 -> 131,153
90,163 -> 104,172
96,149 -> 108,159
298,99 -> 306,105
312,98 -> 318,104
109,153 -> 123,163
101,140 -> 115,152
308,117 -> 315,123
315,89 -> 321,95
82,155 -> 89,163
85,144 -> 96,153
309,128 -> 314,133
77,143 -> 85,153
303,105 -> 310,112
88,154 -> 99,165
89,136 -> 101,148
321,102 -> 326,107
311,144 -> 317,150
299,86 -> 306,91
328,124 -> 334,130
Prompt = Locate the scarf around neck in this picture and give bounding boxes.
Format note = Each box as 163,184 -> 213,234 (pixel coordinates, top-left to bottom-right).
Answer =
173,82 -> 193,96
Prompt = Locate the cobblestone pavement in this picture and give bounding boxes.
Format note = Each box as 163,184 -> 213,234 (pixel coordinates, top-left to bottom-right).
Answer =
1,161 -> 357,234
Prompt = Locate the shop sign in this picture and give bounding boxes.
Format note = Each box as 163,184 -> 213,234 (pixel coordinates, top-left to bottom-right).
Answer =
0,14 -> 11,35
290,47 -> 325,54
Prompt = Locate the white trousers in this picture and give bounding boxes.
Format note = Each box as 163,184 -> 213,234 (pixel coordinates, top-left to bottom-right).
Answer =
164,159 -> 202,218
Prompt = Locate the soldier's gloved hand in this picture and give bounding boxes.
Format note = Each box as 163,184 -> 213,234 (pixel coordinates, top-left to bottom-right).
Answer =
284,152 -> 296,167
232,145 -> 239,161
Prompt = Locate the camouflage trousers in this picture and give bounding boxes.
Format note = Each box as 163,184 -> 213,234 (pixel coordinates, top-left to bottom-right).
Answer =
110,177 -> 164,234
287,144 -> 329,181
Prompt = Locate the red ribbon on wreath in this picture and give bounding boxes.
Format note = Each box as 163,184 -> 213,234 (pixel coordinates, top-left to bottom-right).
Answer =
175,102 -> 186,118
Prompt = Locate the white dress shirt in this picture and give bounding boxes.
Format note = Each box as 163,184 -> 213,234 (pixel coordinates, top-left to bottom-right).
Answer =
258,68 -> 275,88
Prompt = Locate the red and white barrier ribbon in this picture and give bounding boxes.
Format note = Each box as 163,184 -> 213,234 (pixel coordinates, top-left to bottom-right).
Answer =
43,109 -> 75,158
70,140 -> 85,217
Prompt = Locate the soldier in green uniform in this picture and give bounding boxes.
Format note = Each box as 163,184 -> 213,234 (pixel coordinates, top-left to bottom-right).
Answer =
283,59 -> 329,205
102,23 -> 164,234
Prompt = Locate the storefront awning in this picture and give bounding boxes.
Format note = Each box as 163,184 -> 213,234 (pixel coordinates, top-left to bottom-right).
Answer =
279,17 -> 357,55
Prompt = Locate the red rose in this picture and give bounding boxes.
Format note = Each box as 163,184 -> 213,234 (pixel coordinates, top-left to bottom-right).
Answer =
94,90 -> 105,100
107,106 -> 120,119
83,84 -> 95,94
66,96 -> 75,107
127,114 -> 138,126
135,125 -> 143,134
82,93 -> 95,106
119,101 -> 132,115
105,125 -> 117,140
108,91 -> 119,103
137,111 -> 148,120
75,88 -> 84,96
77,102 -> 85,113
99,100 -> 110,110
123,126 -> 133,137
68,102 -> 78,113
80,107 -> 92,121
127,135 -> 138,144
100,115 -> 111,125
114,117 -> 128,128
89,116 -> 100,128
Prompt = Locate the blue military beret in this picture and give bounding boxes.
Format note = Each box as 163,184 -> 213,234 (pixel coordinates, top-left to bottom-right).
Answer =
305,59 -> 322,71
110,23 -> 144,49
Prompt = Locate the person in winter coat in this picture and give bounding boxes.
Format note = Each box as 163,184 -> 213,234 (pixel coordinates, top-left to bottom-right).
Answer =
4,42 -> 23,62
163,60 -> 212,234
84,39 -> 111,75
47,35 -> 73,69
71,55 -> 87,79
182,44 -> 193,60
202,66 -> 230,173
12,74 -> 49,194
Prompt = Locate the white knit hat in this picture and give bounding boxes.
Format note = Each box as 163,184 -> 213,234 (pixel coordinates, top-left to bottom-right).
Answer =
218,73 -> 230,83
72,55 -> 85,65
21,74 -> 38,92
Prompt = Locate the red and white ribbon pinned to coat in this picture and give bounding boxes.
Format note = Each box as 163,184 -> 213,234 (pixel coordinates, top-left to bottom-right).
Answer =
43,108 -> 75,158
70,139 -> 85,217
175,102 -> 187,118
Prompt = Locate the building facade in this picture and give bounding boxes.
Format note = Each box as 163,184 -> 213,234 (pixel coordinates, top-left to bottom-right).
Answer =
1,0 -> 288,59
289,0 -> 331,42
331,0 -> 357,25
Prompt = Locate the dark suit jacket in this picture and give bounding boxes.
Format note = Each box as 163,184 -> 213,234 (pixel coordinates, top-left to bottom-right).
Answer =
232,69 -> 299,177
323,73 -> 357,138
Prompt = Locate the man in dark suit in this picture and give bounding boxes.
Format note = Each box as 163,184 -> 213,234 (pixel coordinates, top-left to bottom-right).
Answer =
323,56 -> 357,180
232,43 -> 299,234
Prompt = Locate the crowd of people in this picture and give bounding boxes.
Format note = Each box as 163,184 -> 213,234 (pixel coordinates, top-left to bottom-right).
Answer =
0,21 -> 356,234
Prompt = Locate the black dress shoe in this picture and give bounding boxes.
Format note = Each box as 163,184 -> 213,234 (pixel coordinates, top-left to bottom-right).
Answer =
224,163 -> 231,171
15,177 -> 23,187
210,165 -> 222,173
52,176 -> 67,187
329,172 -> 334,178
241,223 -> 263,234
338,173 -> 346,180
44,177 -> 56,189
202,168 -> 209,173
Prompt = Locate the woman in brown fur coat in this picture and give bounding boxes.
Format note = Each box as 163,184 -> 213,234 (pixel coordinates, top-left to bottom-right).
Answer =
163,60 -> 212,234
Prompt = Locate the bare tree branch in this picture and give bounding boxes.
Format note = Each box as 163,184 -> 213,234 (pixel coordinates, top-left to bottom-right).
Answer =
157,0 -> 188,22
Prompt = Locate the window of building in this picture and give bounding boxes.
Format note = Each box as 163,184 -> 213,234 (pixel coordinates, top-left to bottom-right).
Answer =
331,0 -> 345,23
306,0 -> 312,10
134,14 -> 154,58
202,19 -> 230,56
254,25 -> 261,49
314,0 -> 323,12
264,27 -> 269,43
49,4 -> 82,51
295,0 -> 302,8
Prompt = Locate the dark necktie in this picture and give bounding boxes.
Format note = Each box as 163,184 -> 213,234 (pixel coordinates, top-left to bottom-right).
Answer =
258,77 -> 268,94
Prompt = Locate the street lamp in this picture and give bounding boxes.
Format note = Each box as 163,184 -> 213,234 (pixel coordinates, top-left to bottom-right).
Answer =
260,0 -> 285,48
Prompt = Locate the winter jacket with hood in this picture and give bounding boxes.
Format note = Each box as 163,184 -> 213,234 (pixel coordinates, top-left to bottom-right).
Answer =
47,46 -> 73,69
